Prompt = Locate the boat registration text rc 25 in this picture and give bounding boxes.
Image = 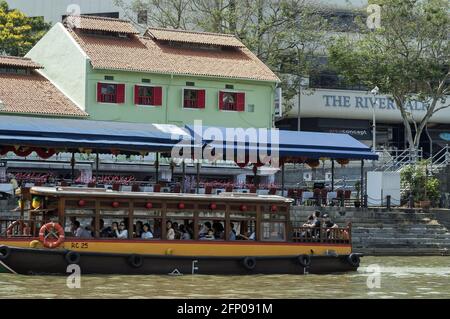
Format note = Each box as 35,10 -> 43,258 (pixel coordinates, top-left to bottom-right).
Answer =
71,242 -> 89,249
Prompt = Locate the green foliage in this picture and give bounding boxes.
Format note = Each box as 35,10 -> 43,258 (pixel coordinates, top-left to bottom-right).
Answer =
328,0 -> 449,151
0,1 -> 51,56
401,160 -> 440,203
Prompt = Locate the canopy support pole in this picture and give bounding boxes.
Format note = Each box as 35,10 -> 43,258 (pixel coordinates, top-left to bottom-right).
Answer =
281,163 -> 285,197
95,151 -> 99,182
331,159 -> 335,192
360,159 -> 364,204
196,162 -> 200,194
182,161 -> 186,193
155,152 -> 159,184
71,152 -> 75,183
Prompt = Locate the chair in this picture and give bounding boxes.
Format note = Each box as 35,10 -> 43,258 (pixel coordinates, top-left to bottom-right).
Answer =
313,188 -> 321,204
225,185 -> 233,193
321,188 -> 328,205
250,186 -> 257,193
172,184 -> 181,193
131,184 -> 140,192
88,182 -> 96,188
112,183 -> 120,191
205,185 -> 213,194
268,187 -> 277,195
153,184 -> 161,193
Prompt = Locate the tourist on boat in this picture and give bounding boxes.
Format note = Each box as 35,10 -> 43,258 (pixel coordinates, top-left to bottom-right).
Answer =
141,223 -> 153,239
153,219 -> 162,238
199,222 -> 212,238
134,220 -> 144,238
323,214 -> 338,239
113,222 -> 128,239
166,221 -> 175,240
213,222 -> 224,239
200,229 -> 215,240
72,220 -> 92,239
229,222 -> 237,240
312,211 -> 322,238
172,222 -> 181,239
179,224 -> 191,240
239,230 -> 256,240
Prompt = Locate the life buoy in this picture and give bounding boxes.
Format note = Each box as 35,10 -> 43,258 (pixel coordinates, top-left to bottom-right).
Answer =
242,256 -> 256,270
298,254 -> 311,267
0,246 -> 11,260
39,222 -> 65,249
347,253 -> 360,267
65,251 -> 80,264
128,254 -> 143,268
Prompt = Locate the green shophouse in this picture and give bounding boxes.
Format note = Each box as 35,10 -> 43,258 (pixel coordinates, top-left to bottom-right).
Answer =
26,15 -> 280,129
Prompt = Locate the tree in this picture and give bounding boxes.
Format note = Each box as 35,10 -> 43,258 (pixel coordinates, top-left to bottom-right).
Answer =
328,0 -> 449,155
114,0 -> 329,116
0,1 -> 51,56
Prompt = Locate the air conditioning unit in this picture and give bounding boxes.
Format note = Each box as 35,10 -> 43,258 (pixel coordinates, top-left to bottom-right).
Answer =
303,172 -> 312,181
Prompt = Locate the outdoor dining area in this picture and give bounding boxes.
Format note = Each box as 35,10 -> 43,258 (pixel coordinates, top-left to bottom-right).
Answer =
0,115 -> 377,209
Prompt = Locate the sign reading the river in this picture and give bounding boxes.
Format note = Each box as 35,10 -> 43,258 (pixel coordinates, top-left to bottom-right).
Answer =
287,89 -> 449,124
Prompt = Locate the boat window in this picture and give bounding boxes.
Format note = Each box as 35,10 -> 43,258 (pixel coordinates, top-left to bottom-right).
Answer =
197,220 -> 225,240
261,222 -> 286,241
131,217 -> 162,239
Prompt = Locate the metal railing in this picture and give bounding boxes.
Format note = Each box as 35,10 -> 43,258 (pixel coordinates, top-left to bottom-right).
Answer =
291,226 -> 351,244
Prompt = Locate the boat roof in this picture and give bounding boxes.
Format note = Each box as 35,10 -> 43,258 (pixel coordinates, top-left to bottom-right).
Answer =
29,187 -> 293,204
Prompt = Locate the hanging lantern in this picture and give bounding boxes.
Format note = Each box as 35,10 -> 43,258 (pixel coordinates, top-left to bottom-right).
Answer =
145,202 -> 153,209
111,149 -> 120,156
336,158 -> 350,166
78,200 -> 86,207
0,145 -> 13,156
14,146 -> 33,157
178,202 -> 185,209
112,201 -> 120,208
31,197 -> 42,209
240,204 -> 247,211
271,205 -> 278,212
210,203 -> 217,210
306,159 -> 320,168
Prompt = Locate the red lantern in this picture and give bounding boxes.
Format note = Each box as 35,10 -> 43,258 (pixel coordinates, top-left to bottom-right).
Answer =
78,200 -> 86,207
178,202 -> 185,209
145,202 -> 153,209
112,201 -> 120,208
306,159 -> 320,168
210,203 -> 217,210
240,204 -> 247,211
271,205 -> 278,212
35,148 -> 56,159
336,158 -> 350,166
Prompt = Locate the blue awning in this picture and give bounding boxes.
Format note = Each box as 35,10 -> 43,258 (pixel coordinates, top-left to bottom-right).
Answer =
185,125 -> 378,160
0,115 -> 192,152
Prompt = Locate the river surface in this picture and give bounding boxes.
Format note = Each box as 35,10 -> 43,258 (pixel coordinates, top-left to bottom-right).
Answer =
0,256 -> 449,299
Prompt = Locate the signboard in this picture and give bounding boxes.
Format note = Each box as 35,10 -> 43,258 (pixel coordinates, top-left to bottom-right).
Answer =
274,86 -> 282,118
286,89 -> 449,124
0,160 -> 6,182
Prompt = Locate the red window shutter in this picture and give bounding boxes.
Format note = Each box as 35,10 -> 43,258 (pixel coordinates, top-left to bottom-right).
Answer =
236,92 -> 245,111
117,84 -> 125,104
97,83 -> 103,102
134,85 -> 140,105
197,89 -> 205,108
153,87 -> 162,106
218,91 -> 224,110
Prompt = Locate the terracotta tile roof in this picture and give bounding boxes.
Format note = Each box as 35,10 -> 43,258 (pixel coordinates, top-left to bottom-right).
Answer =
64,15 -> 139,34
0,56 -> 43,69
145,28 -> 246,48
0,71 -> 88,117
69,28 -> 280,82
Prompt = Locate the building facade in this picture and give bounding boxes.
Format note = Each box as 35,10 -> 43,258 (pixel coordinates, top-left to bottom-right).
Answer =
26,15 -> 279,129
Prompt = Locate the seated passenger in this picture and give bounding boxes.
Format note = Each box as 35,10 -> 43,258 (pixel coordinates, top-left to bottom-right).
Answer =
166,221 -> 175,240
199,222 -> 211,239
238,230 -> 256,240
141,223 -> 153,239
179,225 -> 191,240
72,221 -> 92,239
200,229 -> 215,240
213,222 -> 224,239
229,223 -> 236,240
172,222 -> 181,240
113,222 -> 128,239
134,220 -> 144,238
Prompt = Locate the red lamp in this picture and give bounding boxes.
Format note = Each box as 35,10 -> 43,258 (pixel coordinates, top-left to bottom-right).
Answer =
210,203 -> 217,210
78,200 -> 86,207
178,202 -> 185,209
145,202 -> 153,209
271,205 -> 278,212
112,201 -> 120,208
240,204 -> 247,211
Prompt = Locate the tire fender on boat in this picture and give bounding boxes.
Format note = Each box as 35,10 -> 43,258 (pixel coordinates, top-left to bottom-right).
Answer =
298,254 -> 311,267
347,253 -> 360,267
65,251 -> 81,264
0,245 -> 11,260
128,254 -> 144,268
242,257 -> 257,270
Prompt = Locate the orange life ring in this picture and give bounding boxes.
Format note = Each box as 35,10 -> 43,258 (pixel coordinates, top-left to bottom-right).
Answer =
39,222 -> 65,249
